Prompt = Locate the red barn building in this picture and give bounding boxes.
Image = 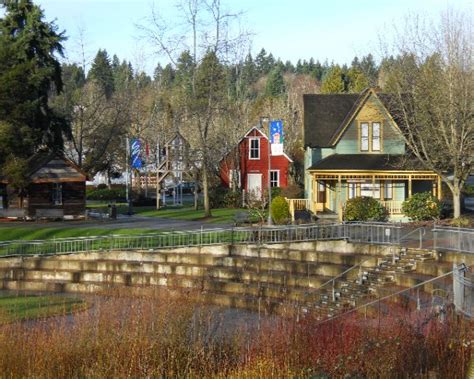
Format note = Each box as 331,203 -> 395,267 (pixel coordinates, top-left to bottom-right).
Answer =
220,127 -> 293,199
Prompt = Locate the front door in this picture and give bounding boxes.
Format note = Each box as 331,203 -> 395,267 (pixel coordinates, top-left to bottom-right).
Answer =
247,173 -> 262,200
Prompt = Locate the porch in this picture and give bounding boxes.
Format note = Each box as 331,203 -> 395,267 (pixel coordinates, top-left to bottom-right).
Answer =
288,170 -> 441,222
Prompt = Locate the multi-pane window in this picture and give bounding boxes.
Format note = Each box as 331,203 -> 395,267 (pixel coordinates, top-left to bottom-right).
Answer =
229,169 -> 241,189
372,122 -> 381,151
360,181 -> 380,199
348,183 -> 357,199
52,183 -> 63,205
360,122 -> 382,152
270,170 -> 279,187
249,138 -> 260,159
360,123 -> 369,151
384,180 -> 393,200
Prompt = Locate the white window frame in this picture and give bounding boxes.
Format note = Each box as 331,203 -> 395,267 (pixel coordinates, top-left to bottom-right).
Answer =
270,170 -> 280,188
52,183 -> 63,205
229,169 -> 241,189
249,138 -> 260,160
372,122 -> 381,151
360,122 -> 369,152
384,180 -> 393,200
360,181 -> 380,199
348,183 -> 357,199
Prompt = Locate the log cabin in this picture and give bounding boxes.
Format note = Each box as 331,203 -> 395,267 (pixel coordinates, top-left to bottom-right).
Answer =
0,152 -> 87,220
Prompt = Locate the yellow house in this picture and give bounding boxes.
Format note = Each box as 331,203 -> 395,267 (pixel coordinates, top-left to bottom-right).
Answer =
301,88 -> 441,221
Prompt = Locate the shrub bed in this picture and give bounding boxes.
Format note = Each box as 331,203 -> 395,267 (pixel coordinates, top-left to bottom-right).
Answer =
344,196 -> 388,222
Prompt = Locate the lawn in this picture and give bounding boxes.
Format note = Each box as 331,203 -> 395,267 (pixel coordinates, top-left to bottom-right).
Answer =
0,293 -> 86,323
88,201 -> 252,224
0,227 -> 160,242
134,205 -> 249,224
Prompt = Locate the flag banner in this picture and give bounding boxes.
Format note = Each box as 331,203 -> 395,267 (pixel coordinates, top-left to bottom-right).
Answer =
130,138 -> 142,169
270,120 -> 283,155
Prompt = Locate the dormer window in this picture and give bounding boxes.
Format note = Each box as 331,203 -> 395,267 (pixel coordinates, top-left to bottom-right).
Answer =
360,122 -> 382,152
372,122 -> 381,151
360,123 -> 369,151
249,138 -> 260,159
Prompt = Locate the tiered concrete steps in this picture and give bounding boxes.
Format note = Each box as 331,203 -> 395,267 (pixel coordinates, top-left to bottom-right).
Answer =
0,242 -> 460,315
0,245 -> 390,313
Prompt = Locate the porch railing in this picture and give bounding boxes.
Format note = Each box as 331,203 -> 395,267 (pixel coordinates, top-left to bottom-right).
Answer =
285,198 -> 311,221
380,200 -> 403,214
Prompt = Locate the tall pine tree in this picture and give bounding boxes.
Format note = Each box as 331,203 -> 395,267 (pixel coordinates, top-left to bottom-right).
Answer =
88,49 -> 115,98
0,0 -> 69,176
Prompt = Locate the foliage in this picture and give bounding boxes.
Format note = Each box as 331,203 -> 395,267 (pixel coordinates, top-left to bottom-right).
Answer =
88,49 -> 115,98
344,196 -> 388,222
223,190 -> 242,208
1,156 -> 29,192
271,196 -> 290,224
0,289 -> 469,378
0,0 -> 69,169
320,65 -> 345,93
450,217 -> 470,227
402,192 -> 441,221
265,66 -> 286,97
86,187 -> 126,201
463,184 -> 474,196
281,184 -> 303,199
381,10 -> 473,218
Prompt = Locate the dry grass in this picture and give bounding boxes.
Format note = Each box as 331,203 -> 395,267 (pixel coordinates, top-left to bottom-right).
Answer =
0,287 -> 471,378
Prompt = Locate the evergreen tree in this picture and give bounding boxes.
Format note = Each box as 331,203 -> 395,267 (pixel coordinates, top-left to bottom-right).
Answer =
255,48 -> 272,75
359,54 -> 378,85
88,49 -> 114,98
347,67 -> 370,93
265,65 -> 286,97
320,65 -> 345,93
112,59 -> 133,92
0,0 -> 69,174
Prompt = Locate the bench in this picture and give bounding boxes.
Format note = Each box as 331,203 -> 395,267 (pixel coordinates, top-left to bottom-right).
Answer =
233,211 -> 251,226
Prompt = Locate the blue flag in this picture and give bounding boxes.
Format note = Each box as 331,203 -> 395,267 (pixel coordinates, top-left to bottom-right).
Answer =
270,120 -> 283,144
130,138 -> 142,169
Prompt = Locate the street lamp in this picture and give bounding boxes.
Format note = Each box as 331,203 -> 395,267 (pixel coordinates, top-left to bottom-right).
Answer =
259,116 -> 272,225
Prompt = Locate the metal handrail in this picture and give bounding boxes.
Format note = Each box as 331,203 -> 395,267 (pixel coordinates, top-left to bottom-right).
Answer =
400,227 -> 426,249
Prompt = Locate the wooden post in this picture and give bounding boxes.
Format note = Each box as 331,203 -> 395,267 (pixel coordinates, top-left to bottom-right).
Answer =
408,175 -> 412,198
338,175 -> 343,221
370,175 -> 374,198
437,176 -> 442,200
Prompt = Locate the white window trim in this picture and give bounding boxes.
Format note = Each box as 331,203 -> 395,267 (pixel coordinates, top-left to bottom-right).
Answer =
248,137 -> 260,160
372,122 -> 381,152
270,170 -> 280,188
229,169 -> 241,189
52,183 -> 63,206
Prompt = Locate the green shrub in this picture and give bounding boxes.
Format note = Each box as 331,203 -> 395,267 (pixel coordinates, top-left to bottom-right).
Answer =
86,187 -> 126,201
271,196 -> 290,224
450,217 -> 470,227
402,192 -> 441,221
208,186 -> 227,208
223,191 -> 242,208
97,183 -> 108,190
344,196 -> 388,222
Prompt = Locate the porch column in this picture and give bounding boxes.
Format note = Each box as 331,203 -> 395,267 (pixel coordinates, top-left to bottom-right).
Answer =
437,176 -> 442,200
337,175 -> 342,221
372,175 -> 376,198
313,178 -> 318,214
380,181 -> 385,201
408,175 -> 412,198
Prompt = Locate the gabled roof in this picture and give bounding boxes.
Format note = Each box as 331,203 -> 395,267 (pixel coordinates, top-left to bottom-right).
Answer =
304,88 -> 401,148
0,151 -> 88,184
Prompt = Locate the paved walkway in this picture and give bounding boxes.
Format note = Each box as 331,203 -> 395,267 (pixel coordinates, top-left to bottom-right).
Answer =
0,214 -> 231,232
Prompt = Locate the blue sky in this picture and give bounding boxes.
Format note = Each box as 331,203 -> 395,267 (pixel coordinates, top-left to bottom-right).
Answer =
30,0 -> 472,74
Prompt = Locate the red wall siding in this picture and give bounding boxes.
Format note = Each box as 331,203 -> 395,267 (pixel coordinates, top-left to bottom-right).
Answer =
220,128 -> 291,190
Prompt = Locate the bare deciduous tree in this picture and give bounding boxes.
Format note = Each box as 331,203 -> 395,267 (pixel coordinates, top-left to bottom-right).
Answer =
381,9 -> 473,218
